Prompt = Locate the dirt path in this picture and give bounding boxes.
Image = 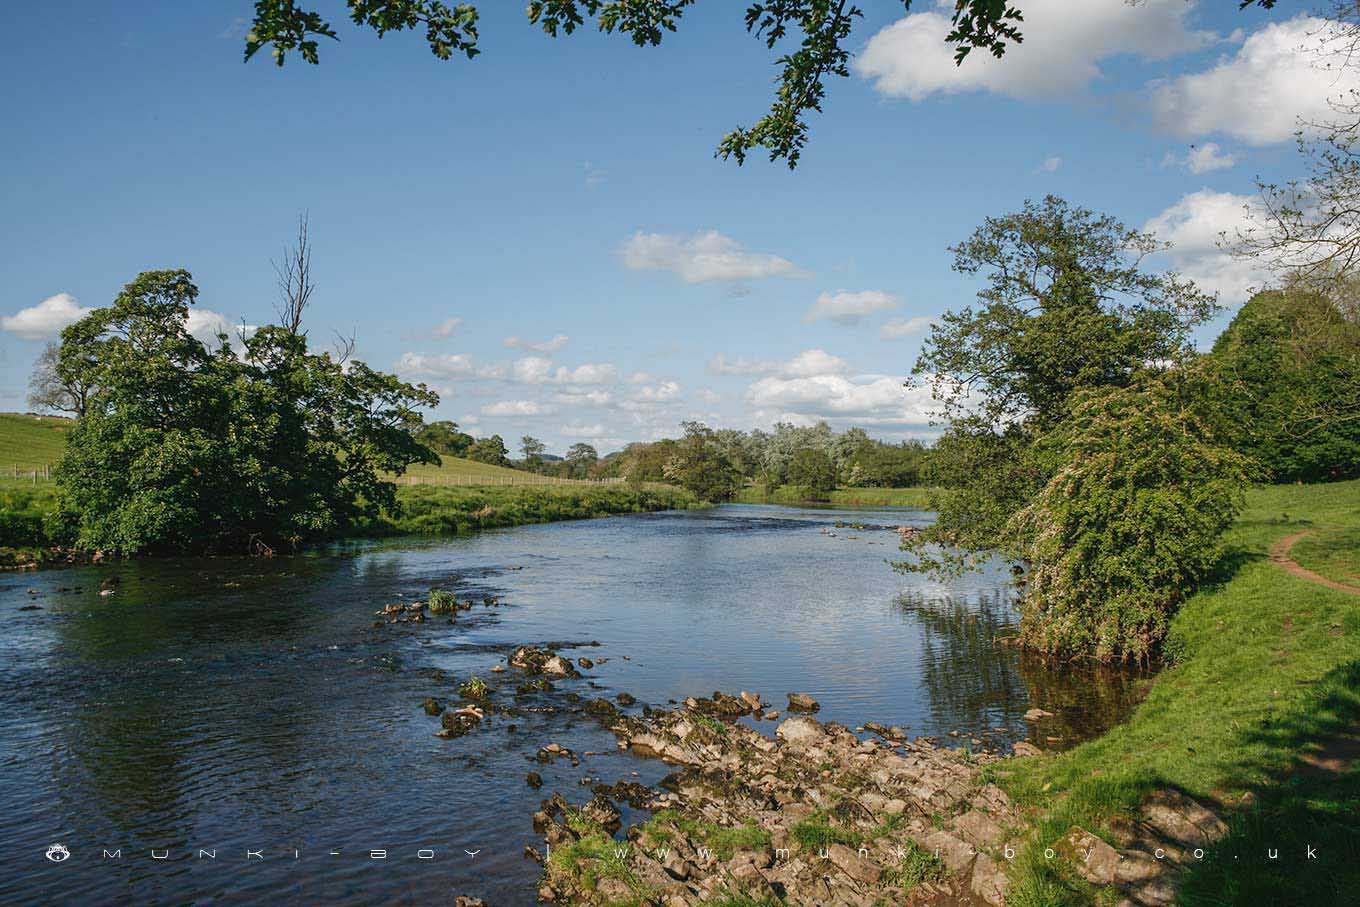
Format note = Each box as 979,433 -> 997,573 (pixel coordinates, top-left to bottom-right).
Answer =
1268,530 -> 1360,596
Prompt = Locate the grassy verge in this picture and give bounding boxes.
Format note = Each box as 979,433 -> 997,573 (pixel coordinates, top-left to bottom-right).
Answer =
995,479 -> 1360,906
362,484 -> 702,536
1292,527 -> 1360,587
733,485 -> 931,508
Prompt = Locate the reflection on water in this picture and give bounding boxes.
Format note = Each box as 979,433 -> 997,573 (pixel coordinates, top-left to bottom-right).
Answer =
0,504 -> 1148,905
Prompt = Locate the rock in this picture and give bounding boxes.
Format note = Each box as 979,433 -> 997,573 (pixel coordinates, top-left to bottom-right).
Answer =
542,656 -> 576,677
923,830 -> 976,874
775,716 -> 826,748
1055,826 -> 1121,886
577,657 -> 594,669
951,810 -> 1004,848
100,575 -> 121,592
421,697 -> 442,716
454,898 -> 485,907
616,692 -> 637,707
1012,741 -> 1043,758
1023,708 -> 1054,721
787,692 -> 820,712
826,843 -> 882,885
584,698 -> 621,720
525,772 -> 542,789
970,852 -> 1008,906
437,707 -> 482,738
1140,789 -> 1228,847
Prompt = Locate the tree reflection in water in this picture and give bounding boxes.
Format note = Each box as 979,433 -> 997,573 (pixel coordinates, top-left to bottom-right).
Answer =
894,592 -> 1151,748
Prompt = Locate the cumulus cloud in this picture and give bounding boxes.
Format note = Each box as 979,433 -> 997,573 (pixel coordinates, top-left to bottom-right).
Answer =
632,380 -> 682,403
803,290 -> 899,325
856,0 -> 1207,101
185,308 -> 256,349
621,230 -> 811,283
879,316 -> 933,339
554,389 -> 615,407
397,351 -> 478,379
510,356 -> 618,386
1034,156 -> 1063,174
561,422 -> 606,438
1149,17 -> 1360,145
482,399 -> 555,417
709,348 -> 849,378
1162,142 -> 1236,173
1143,189 -> 1270,304
745,373 -> 935,425
1,293 -> 93,340
505,333 -> 568,353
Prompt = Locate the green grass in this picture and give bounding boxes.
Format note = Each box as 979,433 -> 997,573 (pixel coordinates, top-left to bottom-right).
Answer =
881,839 -> 947,891
0,413 -> 70,478
1292,527 -> 1360,587
641,810 -> 771,861
733,484 -> 932,508
997,479 -> 1360,906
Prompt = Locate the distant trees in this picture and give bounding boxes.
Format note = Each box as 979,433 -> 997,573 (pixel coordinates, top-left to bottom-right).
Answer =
27,341 -> 94,417
414,420 -> 473,457
565,442 -> 598,478
663,422 -> 743,502
466,434 -> 510,466
520,435 -> 547,466
52,269 -> 437,554
787,447 -> 835,498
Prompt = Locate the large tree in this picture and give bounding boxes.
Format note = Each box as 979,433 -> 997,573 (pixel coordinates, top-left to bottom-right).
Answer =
241,1 -> 1278,168
53,270 -> 438,554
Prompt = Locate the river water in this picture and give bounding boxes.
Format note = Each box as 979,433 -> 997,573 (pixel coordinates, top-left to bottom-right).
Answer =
0,504 -> 1146,905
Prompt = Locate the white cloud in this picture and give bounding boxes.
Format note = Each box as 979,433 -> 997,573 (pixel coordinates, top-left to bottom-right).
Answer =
1162,142 -> 1236,173
1034,156 -> 1063,174
505,333 -> 568,353
709,348 -> 849,378
1143,189 -> 1270,304
632,380 -> 682,403
510,356 -> 618,385
554,389 -> 615,407
397,352 -> 478,379
1149,17 -> 1360,146
621,230 -> 811,283
1,293 -> 93,340
561,422 -> 606,438
879,316 -> 933,339
745,373 -> 935,425
482,399 -> 555,417
433,316 -> 462,339
697,388 -> 722,403
856,0 -> 1207,101
185,308 -> 256,349
803,290 -> 899,325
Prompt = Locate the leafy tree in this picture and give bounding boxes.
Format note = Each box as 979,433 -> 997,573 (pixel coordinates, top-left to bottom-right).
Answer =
240,1 -> 1279,168
53,269 -> 438,554
520,435 -> 547,467
1206,287 -> 1360,482
1003,374 -> 1253,662
466,434 -> 510,466
787,446 -> 836,497
908,196 -> 1218,561
663,421 -> 743,501
845,439 -> 928,487
565,442 -> 598,478
27,341 -> 94,417
415,419 -> 473,456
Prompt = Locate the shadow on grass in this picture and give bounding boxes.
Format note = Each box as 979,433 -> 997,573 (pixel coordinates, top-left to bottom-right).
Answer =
1177,659 -> 1360,906
1199,545 -> 1265,592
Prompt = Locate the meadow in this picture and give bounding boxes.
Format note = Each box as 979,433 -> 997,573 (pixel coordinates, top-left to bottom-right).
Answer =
733,484 -> 933,508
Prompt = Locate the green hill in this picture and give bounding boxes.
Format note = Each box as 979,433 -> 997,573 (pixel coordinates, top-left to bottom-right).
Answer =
0,413 -> 72,474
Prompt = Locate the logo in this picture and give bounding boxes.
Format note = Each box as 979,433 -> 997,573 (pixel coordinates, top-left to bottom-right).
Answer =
46,844 -> 71,863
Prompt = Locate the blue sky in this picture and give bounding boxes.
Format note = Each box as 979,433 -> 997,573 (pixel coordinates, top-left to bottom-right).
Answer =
0,1 -> 1337,453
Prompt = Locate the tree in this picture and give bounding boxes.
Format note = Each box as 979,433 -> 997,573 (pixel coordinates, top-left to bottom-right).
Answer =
663,421 -> 743,501
52,269 -> 438,554
27,341 -> 94,417
787,446 -> 836,498
565,442 -> 598,478
242,1 -> 1278,169
908,196 -> 1218,560
466,434 -> 510,466
1206,287 -> 1360,482
520,435 -> 547,467
1003,373 -> 1253,662
415,419 -> 473,456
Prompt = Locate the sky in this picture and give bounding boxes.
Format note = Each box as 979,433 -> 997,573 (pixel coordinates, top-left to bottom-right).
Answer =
0,1 -> 1345,454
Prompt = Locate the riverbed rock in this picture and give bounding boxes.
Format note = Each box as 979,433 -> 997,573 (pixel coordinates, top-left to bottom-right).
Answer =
526,772 -> 543,789
1056,826 -> 1121,885
453,897 -> 485,907
421,697 -> 442,716
1023,707 -> 1055,721
786,692 -> 820,712
1012,741 -> 1043,758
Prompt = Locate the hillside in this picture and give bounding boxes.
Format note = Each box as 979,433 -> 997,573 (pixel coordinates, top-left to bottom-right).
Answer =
0,413 -> 72,474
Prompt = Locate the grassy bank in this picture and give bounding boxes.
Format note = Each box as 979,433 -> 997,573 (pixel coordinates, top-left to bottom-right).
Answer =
997,479 -> 1360,906
367,484 -> 703,536
733,485 -> 932,508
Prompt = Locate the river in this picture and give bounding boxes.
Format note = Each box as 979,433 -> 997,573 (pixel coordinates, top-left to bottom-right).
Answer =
0,504 -> 1146,905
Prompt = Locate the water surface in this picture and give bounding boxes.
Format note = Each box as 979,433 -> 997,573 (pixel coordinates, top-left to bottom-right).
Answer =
0,504 -> 1146,905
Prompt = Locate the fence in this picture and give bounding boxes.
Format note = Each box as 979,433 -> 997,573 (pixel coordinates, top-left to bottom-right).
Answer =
9,464 -> 53,484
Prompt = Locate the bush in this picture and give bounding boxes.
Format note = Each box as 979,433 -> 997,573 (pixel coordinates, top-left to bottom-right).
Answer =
1007,376 -> 1253,662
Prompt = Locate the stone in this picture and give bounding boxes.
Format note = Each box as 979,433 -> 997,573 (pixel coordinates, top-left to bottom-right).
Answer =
951,810 -> 1004,848
454,898 -> 485,907
1055,826 -> 1121,886
1140,789 -> 1228,847
421,697 -> 442,716
1012,741 -> 1043,758
542,656 -> 575,677
923,830 -> 976,874
775,716 -> 826,748
1023,708 -> 1054,721
826,843 -> 882,885
787,692 -> 820,712
970,852 -> 1008,907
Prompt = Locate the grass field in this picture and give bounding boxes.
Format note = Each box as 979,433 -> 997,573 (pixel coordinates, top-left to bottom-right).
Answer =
0,413 -> 71,475
733,484 -> 932,508
997,479 -> 1360,906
